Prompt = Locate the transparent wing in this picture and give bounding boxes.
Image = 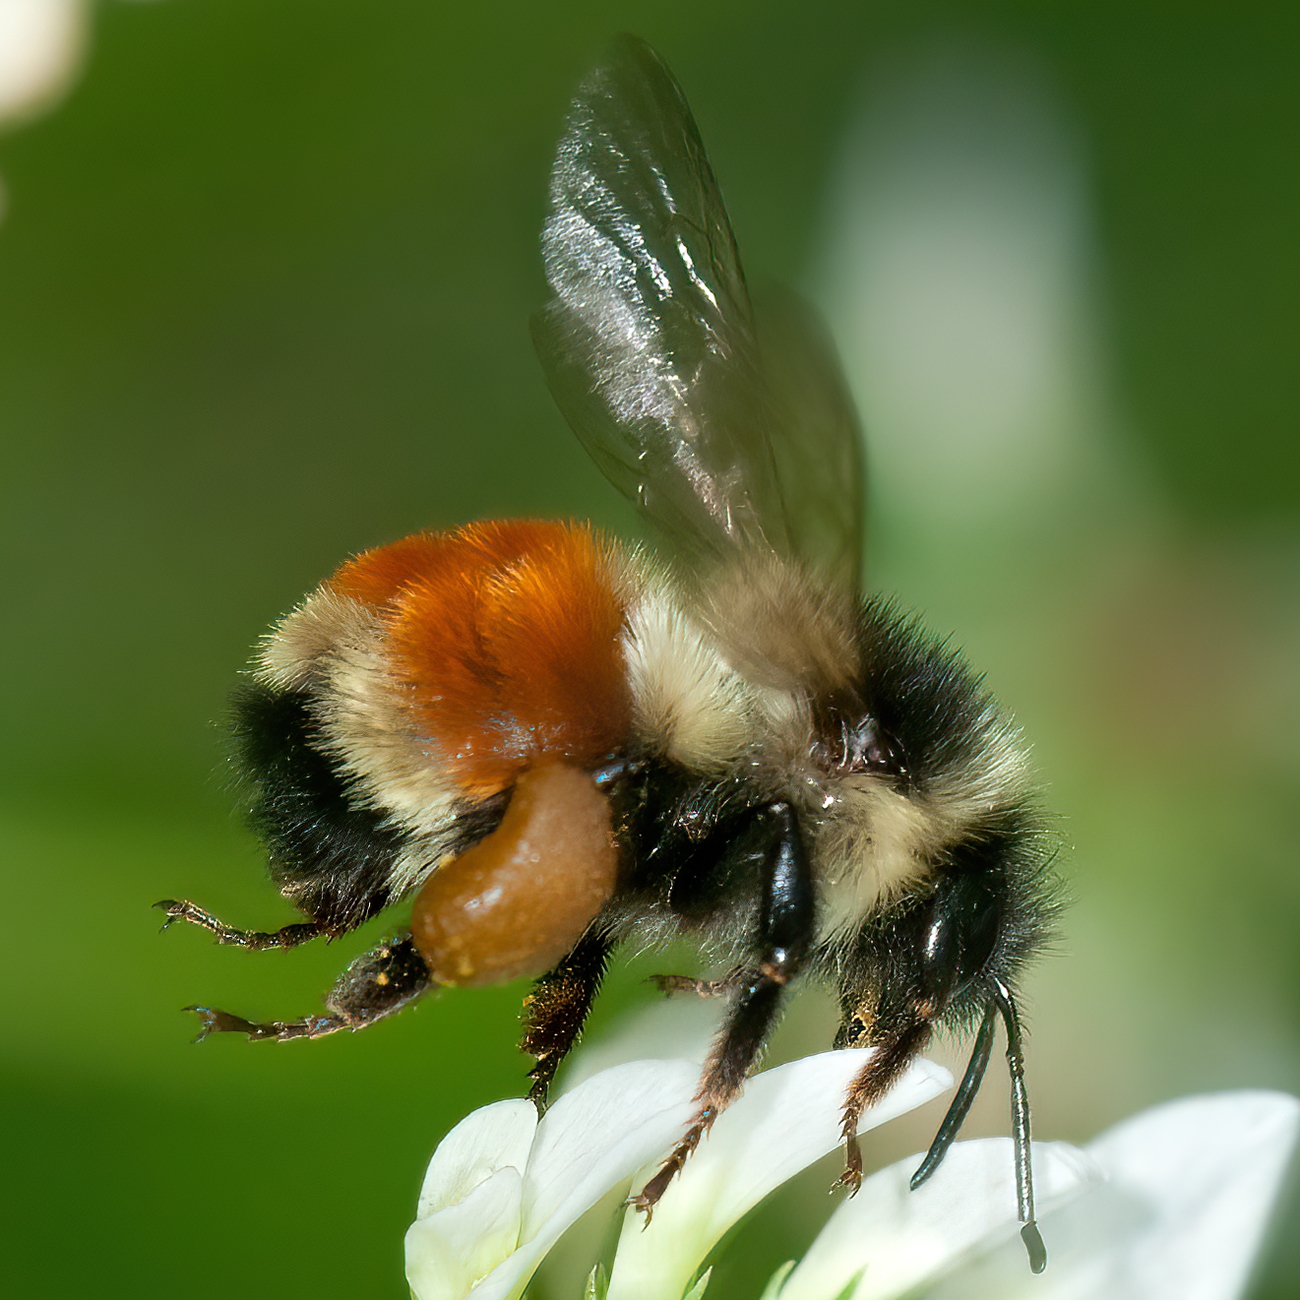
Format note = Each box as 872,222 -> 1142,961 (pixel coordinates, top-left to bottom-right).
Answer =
757,285 -> 865,590
533,35 -> 864,585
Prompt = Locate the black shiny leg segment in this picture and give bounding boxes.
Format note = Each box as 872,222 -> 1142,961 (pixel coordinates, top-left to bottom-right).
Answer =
520,929 -> 614,1109
633,802 -> 814,1215
156,898 -> 327,950
186,935 -> 431,1043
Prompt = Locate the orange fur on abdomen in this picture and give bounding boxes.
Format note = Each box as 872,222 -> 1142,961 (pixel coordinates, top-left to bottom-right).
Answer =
330,520 -> 631,798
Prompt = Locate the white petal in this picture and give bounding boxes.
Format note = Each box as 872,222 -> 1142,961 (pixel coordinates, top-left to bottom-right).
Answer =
902,1090 -> 1299,1300
405,1166 -> 525,1300
1074,1090 -> 1300,1300
0,0 -> 87,123
415,1099 -> 538,1219
606,1049 -> 953,1300
521,1058 -> 703,1238
682,1267 -> 713,1300
465,1059 -> 702,1300
559,994 -> 723,1093
1001,1089 -> 1300,1300
779,1138 -> 1099,1300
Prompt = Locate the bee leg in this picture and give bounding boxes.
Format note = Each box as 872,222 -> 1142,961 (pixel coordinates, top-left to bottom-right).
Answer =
834,1013 -> 933,1194
633,801 -> 813,1214
185,934 -> 431,1043
648,972 -> 737,998
521,929 -> 614,1109
155,898 -> 326,950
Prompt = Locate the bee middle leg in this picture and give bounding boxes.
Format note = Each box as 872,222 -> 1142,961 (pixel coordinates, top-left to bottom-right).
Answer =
186,934 -> 432,1043
648,970 -> 741,998
632,967 -> 789,1214
633,801 -> 814,1214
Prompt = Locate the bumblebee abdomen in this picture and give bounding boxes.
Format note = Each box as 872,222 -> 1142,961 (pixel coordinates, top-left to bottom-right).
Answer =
228,682 -> 409,931
334,519 -> 631,797
237,519 -> 635,929
259,519 -> 633,804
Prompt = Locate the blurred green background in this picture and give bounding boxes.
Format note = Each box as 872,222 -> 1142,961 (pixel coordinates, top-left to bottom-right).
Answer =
1,1 -> 1297,1296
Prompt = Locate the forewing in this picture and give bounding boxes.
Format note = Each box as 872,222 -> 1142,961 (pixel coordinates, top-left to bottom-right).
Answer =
532,35 -> 790,562
534,36 -> 866,589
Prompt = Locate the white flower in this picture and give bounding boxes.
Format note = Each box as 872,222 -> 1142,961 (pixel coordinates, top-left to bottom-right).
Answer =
774,1089 -> 1299,1300
405,1049 -> 951,1300
604,1050 -> 951,1300
405,1030 -> 1298,1300
405,1058 -> 700,1300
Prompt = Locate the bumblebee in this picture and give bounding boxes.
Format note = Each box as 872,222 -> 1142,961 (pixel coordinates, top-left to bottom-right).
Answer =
159,36 -> 1056,1267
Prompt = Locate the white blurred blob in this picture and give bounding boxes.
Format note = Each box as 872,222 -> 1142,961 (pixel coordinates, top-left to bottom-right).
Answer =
0,0 -> 93,231
0,0 -> 89,124
821,37 -> 1109,528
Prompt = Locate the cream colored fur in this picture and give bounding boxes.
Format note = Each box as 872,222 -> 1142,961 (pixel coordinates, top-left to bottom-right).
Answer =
255,588 -> 461,894
622,564 -> 763,773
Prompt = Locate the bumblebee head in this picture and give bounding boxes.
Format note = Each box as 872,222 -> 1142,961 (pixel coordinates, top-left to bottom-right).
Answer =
804,596 -> 1055,972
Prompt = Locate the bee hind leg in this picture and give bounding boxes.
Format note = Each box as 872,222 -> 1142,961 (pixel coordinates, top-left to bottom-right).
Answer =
185,935 -> 432,1043
521,930 -> 614,1108
155,898 -> 326,950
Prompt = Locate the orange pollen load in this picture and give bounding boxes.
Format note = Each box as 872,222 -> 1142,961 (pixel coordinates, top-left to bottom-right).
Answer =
410,762 -> 619,987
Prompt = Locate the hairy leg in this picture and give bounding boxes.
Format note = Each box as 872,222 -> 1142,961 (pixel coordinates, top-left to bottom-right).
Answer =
156,898 -> 326,950
631,967 -> 787,1214
520,930 -> 614,1108
835,1013 -> 932,1193
187,935 -> 431,1043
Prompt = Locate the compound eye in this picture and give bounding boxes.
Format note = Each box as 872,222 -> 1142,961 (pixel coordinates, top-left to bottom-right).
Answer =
917,875 -> 1002,1013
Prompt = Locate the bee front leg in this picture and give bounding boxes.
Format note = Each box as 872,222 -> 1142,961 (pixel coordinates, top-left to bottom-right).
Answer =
186,935 -> 432,1043
520,929 -> 614,1108
834,1012 -> 932,1193
633,801 -> 814,1214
